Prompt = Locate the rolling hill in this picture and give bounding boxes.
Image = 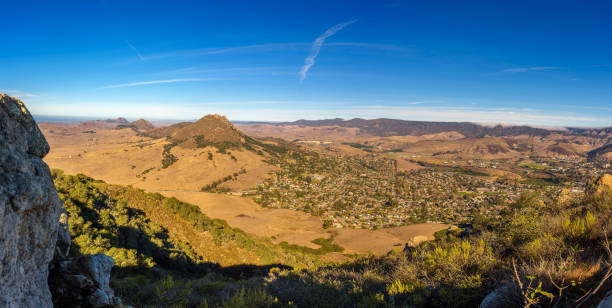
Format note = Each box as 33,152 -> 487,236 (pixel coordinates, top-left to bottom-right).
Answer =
238,118 -> 612,160
40,114 -> 293,193
116,118 -> 154,131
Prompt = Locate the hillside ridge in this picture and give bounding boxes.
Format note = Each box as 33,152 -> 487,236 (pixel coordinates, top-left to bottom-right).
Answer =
262,118 -> 612,138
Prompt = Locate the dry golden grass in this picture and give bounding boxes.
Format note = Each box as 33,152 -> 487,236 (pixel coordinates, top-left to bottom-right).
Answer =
41,124 -> 273,192
152,190 -> 333,249
42,123 -> 451,255
333,223 -> 450,255
392,157 -> 426,171
153,190 -> 449,255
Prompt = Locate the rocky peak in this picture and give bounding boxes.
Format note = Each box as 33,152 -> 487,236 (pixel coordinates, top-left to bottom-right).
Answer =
0,94 -> 50,157
170,113 -> 244,146
130,118 -> 154,130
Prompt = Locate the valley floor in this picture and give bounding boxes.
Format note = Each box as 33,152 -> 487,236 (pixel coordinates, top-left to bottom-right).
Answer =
153,190 -> 448,255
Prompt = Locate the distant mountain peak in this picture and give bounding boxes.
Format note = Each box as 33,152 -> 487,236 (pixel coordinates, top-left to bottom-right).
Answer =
104,117 -> 129,124
116,118 -> 154,131
130,118 -> 154,130
171,114 -> 243,146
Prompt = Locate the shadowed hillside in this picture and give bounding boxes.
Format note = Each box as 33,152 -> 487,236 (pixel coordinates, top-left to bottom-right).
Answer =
589,143 -> 612,160
51,170 -> 319,269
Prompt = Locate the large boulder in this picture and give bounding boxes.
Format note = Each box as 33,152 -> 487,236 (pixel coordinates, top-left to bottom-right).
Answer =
49,254 -> 122,307
0,94 -> 62,307
479,285 -> 521,308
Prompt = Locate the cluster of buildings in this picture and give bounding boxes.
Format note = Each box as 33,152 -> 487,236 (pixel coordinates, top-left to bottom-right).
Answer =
252,152 -> 609,229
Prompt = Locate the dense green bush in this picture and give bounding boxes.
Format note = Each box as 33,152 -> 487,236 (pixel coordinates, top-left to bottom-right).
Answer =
52,170 -> 204,275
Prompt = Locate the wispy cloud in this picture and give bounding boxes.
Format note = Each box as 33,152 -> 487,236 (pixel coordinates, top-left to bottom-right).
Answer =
143,41 -> 404,61
98,78 -> 222,89
125,40 -> 144,61
299,20 -> 357,83
156,66 -> 299,76
325,42 -> 409,52
491,66 -> 562,75
145,43 -> 308,60
1,89 -> 38,98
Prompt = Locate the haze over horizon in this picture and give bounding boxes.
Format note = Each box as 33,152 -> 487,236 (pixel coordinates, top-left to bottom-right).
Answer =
2,1 -> 611,126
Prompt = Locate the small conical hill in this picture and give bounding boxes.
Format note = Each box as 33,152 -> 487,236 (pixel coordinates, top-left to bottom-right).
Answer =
170,114 -> 244,147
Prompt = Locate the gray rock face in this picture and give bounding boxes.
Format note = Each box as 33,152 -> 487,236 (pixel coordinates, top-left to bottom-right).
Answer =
0,94 -> 62,307
479,285 -> 520,308
598,290 -> 612,308
50,254 -> 122,307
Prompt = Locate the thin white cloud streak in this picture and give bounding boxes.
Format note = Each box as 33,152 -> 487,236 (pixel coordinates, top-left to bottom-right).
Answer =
156,66 -> 299,76
144,41 -> 402,61
299,20 -> 357,83
98,78 -> 222,89
125,40 -> 144,60
490,66 -> 563,75
1,89 -> 38,97
144,43 -> 308,60
325,42 -> 410,52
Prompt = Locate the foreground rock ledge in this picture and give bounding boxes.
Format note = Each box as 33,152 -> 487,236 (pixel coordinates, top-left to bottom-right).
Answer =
0,94 -> 62,307
0,94 -> 121,307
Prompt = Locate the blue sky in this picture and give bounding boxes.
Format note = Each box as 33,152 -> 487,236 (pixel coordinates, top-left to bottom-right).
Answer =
2,0 -> 611,126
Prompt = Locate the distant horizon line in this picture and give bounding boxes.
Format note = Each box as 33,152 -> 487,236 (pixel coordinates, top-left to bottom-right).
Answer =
32,114 -> 611,129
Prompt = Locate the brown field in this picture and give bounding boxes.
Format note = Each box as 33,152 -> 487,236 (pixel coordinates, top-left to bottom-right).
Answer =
41,123 -> 275,192
392,156 -> 426,171
154,191 -> 449,255
334,224 -> 450,255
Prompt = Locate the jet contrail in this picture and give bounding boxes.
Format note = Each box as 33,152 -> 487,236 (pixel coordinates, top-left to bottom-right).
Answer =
126,40 -> 145,60
299,20 -> 356,83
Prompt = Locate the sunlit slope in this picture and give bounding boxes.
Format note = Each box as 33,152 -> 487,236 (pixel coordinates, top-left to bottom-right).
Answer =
41,115 -> 284,192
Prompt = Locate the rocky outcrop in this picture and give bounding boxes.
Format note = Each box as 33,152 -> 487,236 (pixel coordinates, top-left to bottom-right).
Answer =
49,209 -> 122,308
0,94 -> 122,307
0,94 -> 62,307
479,285 -> 520,308
49,254 -> 121,307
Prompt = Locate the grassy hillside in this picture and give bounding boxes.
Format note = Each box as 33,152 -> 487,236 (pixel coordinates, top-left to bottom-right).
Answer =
53,169 -> 611,307
53,170 -> 320,267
